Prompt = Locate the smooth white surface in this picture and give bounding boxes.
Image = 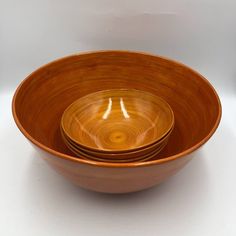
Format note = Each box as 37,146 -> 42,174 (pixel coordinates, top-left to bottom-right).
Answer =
1,0 -> 236,235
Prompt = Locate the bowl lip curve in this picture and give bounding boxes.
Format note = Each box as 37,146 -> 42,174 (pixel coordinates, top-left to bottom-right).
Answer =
12,50 -> 222,168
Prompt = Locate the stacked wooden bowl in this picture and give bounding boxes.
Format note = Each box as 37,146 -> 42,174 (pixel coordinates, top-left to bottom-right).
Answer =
60,89 -> 174,163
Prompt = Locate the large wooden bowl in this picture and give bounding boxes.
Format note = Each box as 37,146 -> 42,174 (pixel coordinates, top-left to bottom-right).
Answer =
12,51 -> 221,193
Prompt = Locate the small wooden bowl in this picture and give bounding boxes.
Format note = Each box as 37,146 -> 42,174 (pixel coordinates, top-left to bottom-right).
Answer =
12,51 -> 221,193
61,125 -> 171,162
61,89 -> 174,155
62,134 -> 168,163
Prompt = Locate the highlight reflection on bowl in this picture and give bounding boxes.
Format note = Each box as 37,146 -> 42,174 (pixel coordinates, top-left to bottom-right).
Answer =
61,89 -> 174,153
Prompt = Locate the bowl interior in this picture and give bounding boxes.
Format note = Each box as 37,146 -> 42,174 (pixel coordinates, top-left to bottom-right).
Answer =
13,51 -> 221,161
61,89 -> 174,152
62,126 -> 172,157
63,135 -> 168,163
61,125 -> 170,161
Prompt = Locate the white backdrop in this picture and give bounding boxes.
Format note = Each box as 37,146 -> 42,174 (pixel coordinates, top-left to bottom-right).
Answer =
1,0 -> 236,92
1,1 -> 236,235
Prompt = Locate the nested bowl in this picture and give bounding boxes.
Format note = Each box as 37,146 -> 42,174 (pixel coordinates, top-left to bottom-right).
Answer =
61,89 -> 174,153
12,50 -> 221,193
61,124 -> 172,163
60,88 -> 174,162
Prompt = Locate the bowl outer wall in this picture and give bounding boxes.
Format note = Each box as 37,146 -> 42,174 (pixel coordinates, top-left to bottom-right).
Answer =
33,144 -> 195,193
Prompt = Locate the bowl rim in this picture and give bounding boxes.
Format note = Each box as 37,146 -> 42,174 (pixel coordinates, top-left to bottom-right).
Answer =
61,123 -> 169,162
12,50 -> 222,168
61,123 -> 174,157
60,88 -> 175,153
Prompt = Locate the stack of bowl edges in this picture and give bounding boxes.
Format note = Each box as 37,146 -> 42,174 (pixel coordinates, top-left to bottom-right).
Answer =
60,89 -> 174,163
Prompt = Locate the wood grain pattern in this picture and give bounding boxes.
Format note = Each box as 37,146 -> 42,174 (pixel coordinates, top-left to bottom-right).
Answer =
61,126 -> 172,161
61,89 -> 174,152
12,50 -> 221,193
60,89 -> 173,162
61,127 -> 170,163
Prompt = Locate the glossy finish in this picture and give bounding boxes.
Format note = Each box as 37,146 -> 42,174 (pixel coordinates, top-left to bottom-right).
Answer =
12,51 -> 221,193
62,124 -> 173,158
60,88 -> 174,162
61,89 -> 174,152
61,125 -> 171,162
